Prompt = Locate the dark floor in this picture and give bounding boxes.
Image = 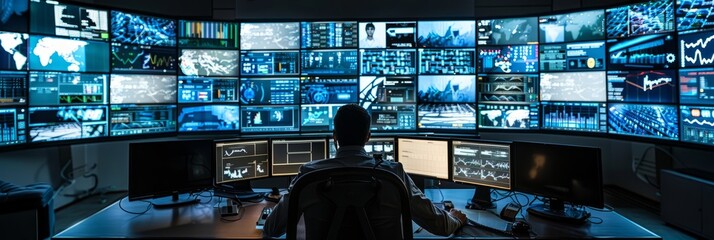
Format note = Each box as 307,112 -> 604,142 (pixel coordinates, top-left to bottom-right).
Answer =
54,188 -> 700,239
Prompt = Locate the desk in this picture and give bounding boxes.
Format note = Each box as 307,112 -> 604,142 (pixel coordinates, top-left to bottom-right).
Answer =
54,189 -> 660,239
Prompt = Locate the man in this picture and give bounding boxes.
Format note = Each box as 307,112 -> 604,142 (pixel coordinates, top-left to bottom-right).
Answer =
360,22 -> 384,48
263,104 -> 467,238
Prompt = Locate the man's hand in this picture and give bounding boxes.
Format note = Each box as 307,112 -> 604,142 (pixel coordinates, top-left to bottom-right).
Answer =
448,208 -> 467,226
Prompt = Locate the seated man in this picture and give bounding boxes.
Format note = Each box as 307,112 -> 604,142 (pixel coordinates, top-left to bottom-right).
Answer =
263,104 -> 466,238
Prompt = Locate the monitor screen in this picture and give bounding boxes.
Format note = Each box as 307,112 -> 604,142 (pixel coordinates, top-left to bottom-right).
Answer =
359,21 -> 416,48
28,35 -> 110,72
418,21 -> 476,48
110,74 -> 176,104
606,0 -> 675,38
240,78 -> 300,105
301,77 -> 359,104
179,49 -> 239,77
478,44 -> 538,73
418,49 -> 476,75
215,140 -> 270,183
607,70 -> 677,103
360,49 -> 417,75
608,103 -> 679,140
477,74 -> 538,104
109,104 -> 176,136
680,68 -> 714,105
178,77 -> 238,103
512,141 -> 603,208
0,71 -> 27,106
417,103 -> 477,130
240,22 -> 300,50
477,17 -> 538,45
397,137 -> 449,180
271,138 -> 327,176
240,50 -> 300,76
606,33 -> 677,70
452,140 -> 511,190
301,21 -> 358,49
541,102 -> 607,133
28,105 -> 108,142
680,105 -> 714,146
240,105 -> 300,133
28,71 -> 107,105
0,107 -> 27,146
478,103 -> 539,130
605,5 -> 629,39
418,75 -> 476,103
538,9 -> 605,44
177,104 -> 239,132
300,50 -> 359,75
0,31 -> 28,71
300,104 -> 342,132
111,43 -> 177,73
329,137 -> 395,161
30,0 -> 109,41
676,0 -> 714,31
178,20 -> 240,49
111,10 -> 176,47
540,72 -> 607,102
539,41 -> 606,72
360,76 -> 417,131
679,29 -> 714,68
128,139 -> 213,201
0,0 -> 28,32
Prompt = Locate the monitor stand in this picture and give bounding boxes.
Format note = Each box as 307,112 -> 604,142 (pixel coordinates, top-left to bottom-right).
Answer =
526,198 -> 590,223
466,186 -> 496,210
151,193 -> 200,209
215,181 -> 264,201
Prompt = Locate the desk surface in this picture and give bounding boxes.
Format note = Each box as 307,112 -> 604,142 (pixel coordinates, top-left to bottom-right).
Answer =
54,189 -> 660,239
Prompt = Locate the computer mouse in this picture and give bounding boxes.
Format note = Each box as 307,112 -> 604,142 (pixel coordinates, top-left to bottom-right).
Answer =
511,220 -> 530,235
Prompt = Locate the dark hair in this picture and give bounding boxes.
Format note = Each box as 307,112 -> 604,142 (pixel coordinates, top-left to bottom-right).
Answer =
365,22 -> 375,30
333,104 -> 371,146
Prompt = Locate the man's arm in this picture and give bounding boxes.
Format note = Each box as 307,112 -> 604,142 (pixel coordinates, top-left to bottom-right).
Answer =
402,172 -> 465,236
262,191 -> 290,238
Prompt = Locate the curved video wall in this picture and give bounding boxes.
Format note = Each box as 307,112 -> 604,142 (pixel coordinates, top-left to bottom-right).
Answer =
1,0 -> 713,150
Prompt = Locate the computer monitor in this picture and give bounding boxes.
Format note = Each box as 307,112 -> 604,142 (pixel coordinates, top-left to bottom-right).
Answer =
452,140 -> 510,209
128,139 -> 213,208
396,137 -> 449,180
512,141 -> 604,223
271,138 -> 327,176
214,139 -> 270,200
329,137 -> 395,161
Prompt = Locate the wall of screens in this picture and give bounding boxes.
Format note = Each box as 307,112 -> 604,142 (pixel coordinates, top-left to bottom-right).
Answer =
4,0 -> 714,149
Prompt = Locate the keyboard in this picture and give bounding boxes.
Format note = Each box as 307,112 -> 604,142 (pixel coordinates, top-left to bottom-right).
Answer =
256,206 -> 272,229
467,213 -> 510,233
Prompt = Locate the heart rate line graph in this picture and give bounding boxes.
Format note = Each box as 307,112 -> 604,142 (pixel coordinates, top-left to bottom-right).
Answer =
680,30 -> 714,68
452,141 -> 511,189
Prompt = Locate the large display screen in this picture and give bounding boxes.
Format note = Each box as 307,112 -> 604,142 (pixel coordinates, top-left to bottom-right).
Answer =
676,0 -> 714,31
177,104 -> 240,132
417,103 -> 477,130
110,74 -> 176,104
608,103 -> 679,140
606,33 -> 677,70
477,17 -> 538,45
680,68 -> 714,105
0,0 -> 28,32
419,49 -> 475,75
359,21 -> 416,48
300,50 -> 359,75
0,31 -> 28,71
540,72 -> 607,102
418,21 -> 476,48
28,105 -> 108,142
301,21 -> 358,49
241,105 -> 300,133
240,22 -> 300,50
607,70 -> 677,103
541,102 -> 607,133
0,71 -> 27,106
28,72 -> 107,105
30,0 -> 109,41
29,35 -> 110,72
240,50 -> 299,76
109,104 -> 176,136
538,9 -> 605,44
240,78 -> 300,105
111,43 -> 177,73
178,77 -> 238,103
680,105 -> 714,146
359,76 -> 415,104
0,107 -> 26,146
111,10 -> 176,47
301,104 -> 342,132
478,44 -> 538,73
178,20 -> 240,49
606,0 -> 675,38
418,75 -> 476,103
477,74 -> 538,104
540,41 -> 606,72
478,103 -> 539,130
360,49 -> 416,75
679,29 -> 714,68
179,49 -> 239,76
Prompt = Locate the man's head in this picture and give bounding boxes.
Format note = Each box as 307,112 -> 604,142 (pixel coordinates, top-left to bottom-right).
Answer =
365,23 -> 375,38
333,104 -> 371,147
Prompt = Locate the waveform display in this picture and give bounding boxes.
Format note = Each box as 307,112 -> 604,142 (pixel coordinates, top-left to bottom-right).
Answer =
30,0 -> 109,41
679,68 -> 714,105
300,104 -> 342,132
607,70 -> 676,103
0,31 -> 28,71
680,105 -> 714,146
539,41 -> 606,72
360,49 -> 416,75
240,50 -> 299,76
0,0 -> 28,32
300,49 -> 359,75
111,10 -> 176,47
111,42 -> 177,73
418,21 -> 476,48
680,29 -> 714,68
0,71 -> 26,106
608,103 -> 679,140
607,33 -> 677,70
215,140 -> 270,183
178,20 -> 239,49
240,22 -> 300,50
28,71 -> 107,106
178,77 -> 238,103
301,77 -> 358,104
539,9 -> 605,44
241,105 -> 300,133
177,105 -> 239,132
359,76 -> 415,105
478,103 -> 539,129
418,75 -> 476,103
110,74 -> 176,104
477,17 -> 537,46
677,0 -> 714,31
240,78 -> 300,105
359,21 -> 416,48
542,102 -> 607,132
606,0 -> 675,38
301,21 -> 358,49
478,44 -> 538,73
271,139 -> 327,176
452,141 -> 511,189
418,49 -> 475,75
109,104 -> 176,136
0,108 -> 26,146
477,74 -> 538,104
417,103 -> 476,130
179,49 -> 239,77
28,105 -> 108,142
540,72 -> 606,102
29,36 -> 110,73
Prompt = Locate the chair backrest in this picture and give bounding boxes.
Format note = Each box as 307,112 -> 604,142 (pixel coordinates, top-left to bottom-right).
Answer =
286,166 -> 413,240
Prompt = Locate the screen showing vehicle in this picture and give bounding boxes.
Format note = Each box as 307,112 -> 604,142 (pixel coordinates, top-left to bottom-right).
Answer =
478,103 -> 539,130
215,140 -> 270,183
0,31 -> 28,71
679,29 -> 714,68
680,105 -> 714,146
418,75 -> 476,103
359,21 -> 416,48
419,49 -> 476,75
397,137 -> 449,179
676,0 -> 714,31
177,104 -> 239,132
271,138 -> 327,176
240,78 -> 299,105
240,105 -> 300,133
111,42 -> 177,73
477,74 -> 538,104
0,107 -> 26,146
301,77 -> 359,104
329,137 -> 396,161
477,17 -> 538,45
541,102 -> 607,133
29,35 -> 110,72
608,103 -> 679,140
300,49 -> 359,75
179,49 -> 239,76
452,140 -> 511,190
301,21 -> 358,49
418,21 -> 476,48
178,20 -> 239,49
538,9 -> 605,44
240,50 -> 299,76
539,41 -> 606,72
28,105 -> 108,142
606,0 -> 675,38
0,0 -> 28,32
359,76 -> 417,131
111,10 -> 176,47
0,71 -> 27,106
607,70 -> 677,103
417,103 -> 477,130
109,104 -> 176,136
178,77 -> 238,103
540,72 -> 606,102
606,33 -> 677,70
240,22 -> 300,50
30,0 -> 109,41
680,68 -> 714,105
478,44 -> 538,73
110,74 -> 176,104
29,72 -> 107,105
301,104 -> 343,132
360,49 -> 416,75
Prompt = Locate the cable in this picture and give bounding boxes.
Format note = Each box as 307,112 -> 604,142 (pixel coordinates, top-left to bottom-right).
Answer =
118,197 -> 152,214
587,216 -> 604,224
633,145 -> 688,189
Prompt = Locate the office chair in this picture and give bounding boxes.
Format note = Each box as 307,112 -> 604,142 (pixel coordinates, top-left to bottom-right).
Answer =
0,180 -> 55,240
286,166 -> 413,240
